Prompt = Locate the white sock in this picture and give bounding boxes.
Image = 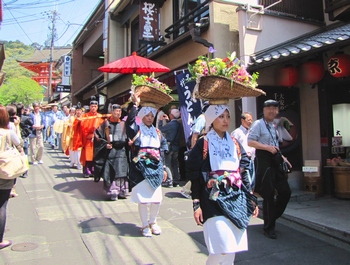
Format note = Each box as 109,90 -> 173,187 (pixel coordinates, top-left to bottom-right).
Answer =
138,203 -> 149,228
149,203 -> 161,224
221,253 -> 235,265
206,253 -> 235,265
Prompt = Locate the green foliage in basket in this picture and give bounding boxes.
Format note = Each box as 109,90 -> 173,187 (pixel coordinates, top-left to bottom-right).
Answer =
132,73 -> 172,94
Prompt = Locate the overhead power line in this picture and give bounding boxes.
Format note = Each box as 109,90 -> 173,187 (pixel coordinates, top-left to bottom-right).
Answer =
4,0 -> 75,10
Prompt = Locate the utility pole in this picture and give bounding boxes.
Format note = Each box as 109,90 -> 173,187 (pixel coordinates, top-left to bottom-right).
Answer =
45,10 -> 58,103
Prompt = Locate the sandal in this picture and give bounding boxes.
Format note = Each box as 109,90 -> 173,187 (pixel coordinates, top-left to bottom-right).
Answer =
149,222 -> 161,235
0,240 -> 12,250
141,226 -> 152,237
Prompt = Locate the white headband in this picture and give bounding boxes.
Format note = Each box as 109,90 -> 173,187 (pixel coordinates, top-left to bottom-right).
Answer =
204,105 -> 230,132
137,106 -> 157,120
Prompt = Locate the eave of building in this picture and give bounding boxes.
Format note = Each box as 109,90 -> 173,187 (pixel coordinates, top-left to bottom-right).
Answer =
19,62 -> 50,73
16,48 -> 71,64
248,22 -> 350,71
32,75 -> 60,80
110,0 -> 130,19
72,0 -> 105,48
55,52 -> 72,68
57,93 -> 71,106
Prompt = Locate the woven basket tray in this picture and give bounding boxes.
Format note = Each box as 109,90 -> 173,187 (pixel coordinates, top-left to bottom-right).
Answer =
195,76 -> 266,100
338,161 -> 350,167
134,85 -> 173,108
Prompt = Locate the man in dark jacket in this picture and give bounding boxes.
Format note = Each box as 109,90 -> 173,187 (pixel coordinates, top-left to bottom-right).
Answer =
159,108 -> 181,187
17,104 -> 33,178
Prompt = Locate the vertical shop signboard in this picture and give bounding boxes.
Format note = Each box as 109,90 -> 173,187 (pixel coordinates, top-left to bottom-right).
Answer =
175,70 -> 202,143
63,56 -> 71,77
61,56 -> 71,86
139,1 -> 159,42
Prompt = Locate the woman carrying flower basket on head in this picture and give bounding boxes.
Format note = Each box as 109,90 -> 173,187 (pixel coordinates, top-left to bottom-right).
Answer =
186,104 -> 259,264
186,50 -> 263,264
126,78 -> 171,236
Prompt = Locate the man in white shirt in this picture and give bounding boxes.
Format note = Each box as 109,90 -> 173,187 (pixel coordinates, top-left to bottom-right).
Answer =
29,103 -> 45,165
231,112 -> 255,190
48,104 -> 63,149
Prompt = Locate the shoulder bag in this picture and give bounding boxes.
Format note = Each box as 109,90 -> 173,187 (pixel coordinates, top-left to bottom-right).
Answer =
0,131 -> 29,179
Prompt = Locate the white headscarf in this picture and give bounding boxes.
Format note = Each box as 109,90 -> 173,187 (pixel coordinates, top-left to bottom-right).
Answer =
137,106 -> 159,148
204,104 -> 230,132
137,106 -> 157,120
204,104 -> 239,171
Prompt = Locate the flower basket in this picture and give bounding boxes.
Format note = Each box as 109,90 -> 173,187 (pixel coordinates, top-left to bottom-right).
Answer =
134,85 -> 174,109
189,51 -> 266,103
194,76 -> 266,102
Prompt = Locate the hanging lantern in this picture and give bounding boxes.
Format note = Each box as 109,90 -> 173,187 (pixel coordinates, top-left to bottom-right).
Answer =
277,66 -> 298,87
300,61 -> 324,84
327,52 -> 350,78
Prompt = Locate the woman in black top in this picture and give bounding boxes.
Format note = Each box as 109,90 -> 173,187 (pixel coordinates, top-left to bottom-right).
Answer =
186,104 -> 258,265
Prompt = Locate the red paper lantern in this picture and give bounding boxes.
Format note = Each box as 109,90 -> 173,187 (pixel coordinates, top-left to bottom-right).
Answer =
277,66 -> 298,87
328,53 -> 350,78
300,61 -> 324,84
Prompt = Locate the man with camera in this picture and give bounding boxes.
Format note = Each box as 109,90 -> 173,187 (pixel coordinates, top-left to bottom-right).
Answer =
248,99 -> 291,239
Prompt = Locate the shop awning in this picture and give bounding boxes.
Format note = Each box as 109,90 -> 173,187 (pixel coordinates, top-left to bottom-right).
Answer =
58,93 -> 71,106
248,22 -> 350,71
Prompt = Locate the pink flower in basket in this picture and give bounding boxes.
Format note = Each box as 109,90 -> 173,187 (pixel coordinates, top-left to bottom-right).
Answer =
188,49 -> 259,88
233,67 -> 250,83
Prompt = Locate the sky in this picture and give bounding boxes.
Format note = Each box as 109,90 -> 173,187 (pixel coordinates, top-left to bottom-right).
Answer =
0,0 -> 101,46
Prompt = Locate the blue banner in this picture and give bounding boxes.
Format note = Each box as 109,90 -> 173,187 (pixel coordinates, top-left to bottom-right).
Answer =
175,70 -> 202,143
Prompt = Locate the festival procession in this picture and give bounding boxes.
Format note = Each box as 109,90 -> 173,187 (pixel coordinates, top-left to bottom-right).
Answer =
1,42 -> 350,263
0,44 -> 288,262
3,0 -> 350,263
3,36 -> 350,265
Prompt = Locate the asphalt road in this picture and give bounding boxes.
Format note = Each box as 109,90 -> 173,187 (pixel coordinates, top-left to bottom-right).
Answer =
161,190 -> 350,265
1,146 -> 349,265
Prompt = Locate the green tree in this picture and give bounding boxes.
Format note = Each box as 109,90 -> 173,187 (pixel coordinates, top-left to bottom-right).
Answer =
0,77 -> 44,106
0,41 -> 45,105
2,41 -> 35,80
